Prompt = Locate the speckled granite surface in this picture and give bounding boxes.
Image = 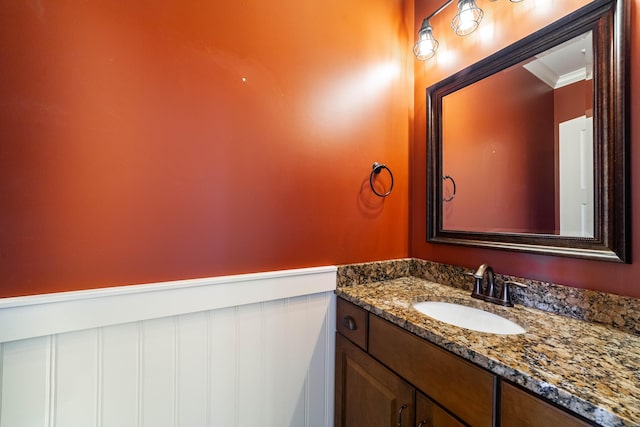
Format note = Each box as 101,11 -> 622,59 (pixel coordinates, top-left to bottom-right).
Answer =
336,277 -> 640,427
338,259 -> 640,335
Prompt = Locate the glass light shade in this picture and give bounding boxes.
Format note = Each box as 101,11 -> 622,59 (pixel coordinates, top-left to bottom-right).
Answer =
413,25 -> 439,60
451,0 -> 484,36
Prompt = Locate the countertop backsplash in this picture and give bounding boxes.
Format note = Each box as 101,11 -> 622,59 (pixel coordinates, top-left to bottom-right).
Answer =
337,258 -> 640,335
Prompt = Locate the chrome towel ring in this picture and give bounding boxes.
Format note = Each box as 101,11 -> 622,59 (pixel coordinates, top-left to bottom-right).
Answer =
370,162 -> 394,197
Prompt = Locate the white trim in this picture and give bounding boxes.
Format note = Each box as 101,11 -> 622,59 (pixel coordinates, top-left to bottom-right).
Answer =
0,266 -> 337,343
523,59 -> 558,88
522,61 -> 589,89
554,67 -> 589,89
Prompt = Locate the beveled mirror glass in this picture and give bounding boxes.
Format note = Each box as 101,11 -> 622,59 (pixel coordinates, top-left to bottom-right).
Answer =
427,0 -> 629,262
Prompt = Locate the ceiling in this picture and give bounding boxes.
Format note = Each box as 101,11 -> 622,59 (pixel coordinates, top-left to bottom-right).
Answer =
522,31 -> 593,89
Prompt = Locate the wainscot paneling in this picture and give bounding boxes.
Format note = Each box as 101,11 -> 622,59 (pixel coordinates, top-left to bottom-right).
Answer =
0,267 -> 337,427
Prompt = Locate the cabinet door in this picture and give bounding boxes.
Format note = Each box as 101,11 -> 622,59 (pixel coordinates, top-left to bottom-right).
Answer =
335,333 -> 415,427
416,392 -> 467,427
501,381 -> 594,427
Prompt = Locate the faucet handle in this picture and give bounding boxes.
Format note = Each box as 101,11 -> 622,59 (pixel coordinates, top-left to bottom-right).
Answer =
505,280 -> 527,288
464,271 -> 483,296
500,281 -> 527,306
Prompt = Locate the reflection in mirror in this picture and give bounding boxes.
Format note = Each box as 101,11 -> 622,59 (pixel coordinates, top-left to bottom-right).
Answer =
441,32 -> 594,237
427,0 -> 629,262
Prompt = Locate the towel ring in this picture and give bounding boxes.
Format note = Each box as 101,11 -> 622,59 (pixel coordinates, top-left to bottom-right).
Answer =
443,175 -> 456,202
370,162 -> 394,197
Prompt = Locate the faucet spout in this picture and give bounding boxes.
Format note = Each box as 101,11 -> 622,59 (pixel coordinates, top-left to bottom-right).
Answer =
473,263 -> 491,279
471,263 -> 496,299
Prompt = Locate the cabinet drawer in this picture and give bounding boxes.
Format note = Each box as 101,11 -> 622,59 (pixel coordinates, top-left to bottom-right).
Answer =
501,381 -> 594,427
336,298 -> 368,350
369,315 -> 496,427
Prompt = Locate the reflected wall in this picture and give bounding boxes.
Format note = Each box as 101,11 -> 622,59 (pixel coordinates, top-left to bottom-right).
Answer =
441,63 -> 556,233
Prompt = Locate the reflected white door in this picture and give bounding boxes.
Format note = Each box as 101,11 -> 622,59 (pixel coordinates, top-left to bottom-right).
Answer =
559,115 -> 594,237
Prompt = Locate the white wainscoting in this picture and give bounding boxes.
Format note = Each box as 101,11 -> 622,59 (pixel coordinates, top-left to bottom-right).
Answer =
0,267 -> 337,427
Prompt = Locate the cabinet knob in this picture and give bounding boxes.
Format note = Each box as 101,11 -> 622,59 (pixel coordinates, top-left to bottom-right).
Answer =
342,315 -> 357,331
397,404 -> 408,427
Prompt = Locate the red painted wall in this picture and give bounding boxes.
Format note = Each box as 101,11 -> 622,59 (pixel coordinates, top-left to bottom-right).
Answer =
441,65 -> 555,233
0,0 -> 413,297
554,80 -> 594,125
411,0 -> 640,298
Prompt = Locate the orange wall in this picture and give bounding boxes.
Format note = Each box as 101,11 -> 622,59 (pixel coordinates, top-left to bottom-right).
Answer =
411,0 -> 640,298
0,0 -> 413,297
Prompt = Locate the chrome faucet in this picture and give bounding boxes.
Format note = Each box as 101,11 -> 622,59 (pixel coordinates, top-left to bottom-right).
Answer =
469,263 -> 526,307
472,263 -> 496,299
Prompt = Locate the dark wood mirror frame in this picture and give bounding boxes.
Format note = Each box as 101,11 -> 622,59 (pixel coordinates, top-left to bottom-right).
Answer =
427,0 -> 630,262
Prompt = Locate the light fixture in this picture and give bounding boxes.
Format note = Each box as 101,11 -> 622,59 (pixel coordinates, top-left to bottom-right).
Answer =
414,0 -> 524,60
452,0 -> 484,36
412,0 -> 455,60
413,20 -> 439,60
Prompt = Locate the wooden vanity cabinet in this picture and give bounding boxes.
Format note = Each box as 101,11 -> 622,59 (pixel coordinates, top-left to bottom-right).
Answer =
500,381 -> 595,427
336,299 -> 596,427
335,333 -> 415,427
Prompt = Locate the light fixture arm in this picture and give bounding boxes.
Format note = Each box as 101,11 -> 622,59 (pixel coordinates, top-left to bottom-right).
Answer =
425,0 -> 455,21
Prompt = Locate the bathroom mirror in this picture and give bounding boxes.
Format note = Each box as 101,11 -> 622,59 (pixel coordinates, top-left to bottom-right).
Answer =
427,0 -> 629,262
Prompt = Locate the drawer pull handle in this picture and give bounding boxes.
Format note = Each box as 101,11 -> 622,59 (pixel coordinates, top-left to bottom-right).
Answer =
417,420 -> 430,427
397,404 -> 408,427
342,316 -> 357,331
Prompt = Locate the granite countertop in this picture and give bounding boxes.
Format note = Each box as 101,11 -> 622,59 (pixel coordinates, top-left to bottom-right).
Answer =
336,276 -> 640,427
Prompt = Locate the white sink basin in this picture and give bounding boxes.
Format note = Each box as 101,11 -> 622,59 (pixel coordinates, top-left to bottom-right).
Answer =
413,301 -> 526,335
